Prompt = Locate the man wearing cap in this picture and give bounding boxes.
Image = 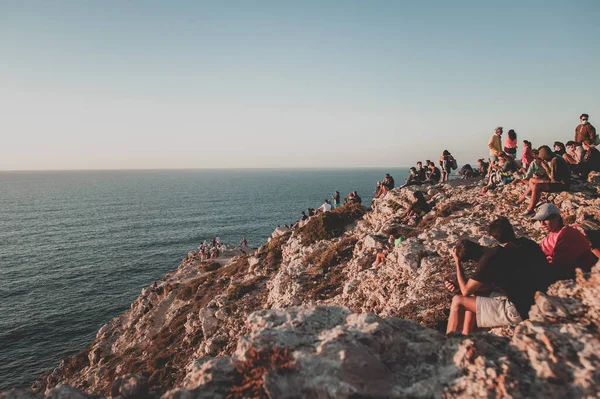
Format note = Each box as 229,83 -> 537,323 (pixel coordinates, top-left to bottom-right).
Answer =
488,126 -> 503,162
512,145 -> 570,217
575,113 -> 597,144
535,203 -> 597,281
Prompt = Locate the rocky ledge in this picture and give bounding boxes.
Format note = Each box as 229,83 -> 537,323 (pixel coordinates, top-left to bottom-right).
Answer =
4,175 -> 600,398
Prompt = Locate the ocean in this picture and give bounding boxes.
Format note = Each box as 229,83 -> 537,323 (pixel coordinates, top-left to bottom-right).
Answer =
0,168 -> 409,390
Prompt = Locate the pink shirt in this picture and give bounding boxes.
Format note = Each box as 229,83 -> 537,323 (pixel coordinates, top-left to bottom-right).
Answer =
504,137 -> 517,149
521,146 -> 533,167
540,226 -> 596,272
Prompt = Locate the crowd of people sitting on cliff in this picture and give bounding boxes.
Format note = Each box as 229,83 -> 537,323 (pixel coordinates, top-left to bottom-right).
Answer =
368,113 -> 599,334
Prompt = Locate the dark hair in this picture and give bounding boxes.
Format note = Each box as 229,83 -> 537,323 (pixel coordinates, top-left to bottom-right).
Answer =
583,139 -> 594,146
443,150 -> 450,156
581,113 -> 589,119
531,148 -> 539,156
417,161 -> 422,165
538,145 -> 554,161
553,141 -> 565,151
413,191 -> 425,200
508,129 -> 517,140
488,217 -> 516,243
454,239 -> 484,262
566,141 -> 577,147
410,167 -> 417,172
523,140 -> 531,147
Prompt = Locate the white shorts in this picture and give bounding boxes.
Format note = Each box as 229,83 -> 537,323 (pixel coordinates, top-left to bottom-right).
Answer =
476,292 -> 523,328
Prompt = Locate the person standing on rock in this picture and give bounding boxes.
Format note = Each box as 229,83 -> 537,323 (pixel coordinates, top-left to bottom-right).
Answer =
488,126 -> 504,162
332,191 -> 340,208
575,113 -> 597,145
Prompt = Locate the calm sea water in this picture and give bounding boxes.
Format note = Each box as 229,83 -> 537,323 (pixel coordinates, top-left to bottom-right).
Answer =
0,168 -> 409,390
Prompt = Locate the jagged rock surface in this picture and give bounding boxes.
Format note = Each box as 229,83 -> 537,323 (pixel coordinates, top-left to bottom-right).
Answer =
11,176 -> 600,398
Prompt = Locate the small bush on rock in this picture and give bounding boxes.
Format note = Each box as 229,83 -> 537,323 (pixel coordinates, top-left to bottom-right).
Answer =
297,203 -> 365,245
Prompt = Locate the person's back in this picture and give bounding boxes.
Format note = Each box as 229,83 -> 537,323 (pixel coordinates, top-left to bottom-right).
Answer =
550,155 -> 571,186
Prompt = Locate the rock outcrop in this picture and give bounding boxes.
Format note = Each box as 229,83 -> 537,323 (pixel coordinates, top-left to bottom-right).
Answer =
6,175 -> 600,398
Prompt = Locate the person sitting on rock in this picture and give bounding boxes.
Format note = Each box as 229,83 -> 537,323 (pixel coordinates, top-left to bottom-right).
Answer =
401,167 -> 423,188
424,161 -> 441,184
553,141 -> 566,157
563,140 -> 584,166
510,145 -> 570,217
349,191 -> 362,204
534,203 -> 597,282
444,236 -> 538,334
512,148 -> 547,185
371,234 -> 406,269
457,164 -> 475,179
397,191 -> 431,225
416,161 -> 427,181
317,199 -> 332,213
574,139 -> 600,178
477,159 -> 489,177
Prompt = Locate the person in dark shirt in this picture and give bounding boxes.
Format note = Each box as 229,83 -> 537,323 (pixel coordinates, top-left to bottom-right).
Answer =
397,191 -> 431,224
553,141 -> 566,157
575,139 -> 600,178
331,191 -> 341,208
445,230 -> 541,334
416,161 -> 427,181
512,145 -> 571,217
402,167 -> 423,188
424,162 -> 441,184
353,191 -> 362,204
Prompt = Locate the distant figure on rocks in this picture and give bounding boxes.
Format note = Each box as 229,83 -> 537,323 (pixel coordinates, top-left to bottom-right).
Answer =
477,159 -> 489,177
349,191 -> 362,205
397,191 -> 431,225
371,234 -> 405,269
521,140 -> 534,170
488,126 -> 504,161
416,161 -> 427,181
504,129 -> 518,159
317,199 -> 332,213
553,141 -> 566,157
457,164 -> 474,179
511,145 -> 570,217
401,167 -> 423,188
534,203 -> 597,282
301,211 -> 308,221
575,113 -> 597,144
332,191 -> 340,208
424,161 -> 441,184
575,139 -> 600,178
439,150 -> 456,182
240,237 -> 247,247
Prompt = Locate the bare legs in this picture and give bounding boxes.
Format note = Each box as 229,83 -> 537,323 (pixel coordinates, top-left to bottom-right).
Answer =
446,295 -> 477,334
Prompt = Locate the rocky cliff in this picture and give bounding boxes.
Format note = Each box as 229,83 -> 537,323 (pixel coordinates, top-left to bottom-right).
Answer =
4,176 -> 600,398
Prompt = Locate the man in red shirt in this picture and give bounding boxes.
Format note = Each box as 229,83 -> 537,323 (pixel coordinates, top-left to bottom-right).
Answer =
575,113 -> 597,144
534,203 -> 597,282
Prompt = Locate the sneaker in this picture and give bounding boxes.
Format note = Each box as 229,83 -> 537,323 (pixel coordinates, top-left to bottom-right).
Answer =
522,209 -> 535,217
507,202 -> 520,208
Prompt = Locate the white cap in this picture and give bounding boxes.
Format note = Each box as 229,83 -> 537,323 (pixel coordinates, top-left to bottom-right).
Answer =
532,203 -> 561,221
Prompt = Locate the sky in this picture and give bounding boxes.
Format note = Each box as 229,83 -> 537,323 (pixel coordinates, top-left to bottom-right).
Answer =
1,0 -> 599,170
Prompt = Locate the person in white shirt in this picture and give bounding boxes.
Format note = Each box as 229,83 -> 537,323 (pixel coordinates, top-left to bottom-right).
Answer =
318,199 -> 332,213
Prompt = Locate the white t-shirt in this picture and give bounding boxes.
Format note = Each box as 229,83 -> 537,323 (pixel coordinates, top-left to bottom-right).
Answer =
319,203 -> 332,212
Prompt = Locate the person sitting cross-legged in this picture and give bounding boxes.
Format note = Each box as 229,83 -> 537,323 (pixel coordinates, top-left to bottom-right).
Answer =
444,234 -> 540,335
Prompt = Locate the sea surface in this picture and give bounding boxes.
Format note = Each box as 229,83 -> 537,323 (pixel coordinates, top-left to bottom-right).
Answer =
0,168 -> 409,390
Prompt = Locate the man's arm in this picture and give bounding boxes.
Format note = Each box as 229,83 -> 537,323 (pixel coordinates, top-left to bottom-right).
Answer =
452,248 -> 484,296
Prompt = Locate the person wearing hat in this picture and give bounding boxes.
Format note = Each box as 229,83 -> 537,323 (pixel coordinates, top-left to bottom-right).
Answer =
575,113 -> 597,145
535,203 -> 597,282
511,145 -> 571,217
488,126 -> 504,162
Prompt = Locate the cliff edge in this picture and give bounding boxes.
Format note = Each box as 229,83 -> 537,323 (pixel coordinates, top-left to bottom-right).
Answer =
4,176 -> 600,398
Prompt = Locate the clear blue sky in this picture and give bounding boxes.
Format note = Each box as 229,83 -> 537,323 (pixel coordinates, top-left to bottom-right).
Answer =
2,0 -> 599,170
